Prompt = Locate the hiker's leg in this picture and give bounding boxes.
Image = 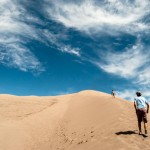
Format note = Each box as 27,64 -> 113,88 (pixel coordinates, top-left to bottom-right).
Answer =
143,109 -> 148,134
136,110 -> 142,134
144,122 -> 148,134
138,121 -> 142,134
144,122 -> 147,130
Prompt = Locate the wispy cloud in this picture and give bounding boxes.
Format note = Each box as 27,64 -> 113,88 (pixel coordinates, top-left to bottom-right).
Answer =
118,88 -> 150,101
58,45 -> 80,56
136,67 -> 150,85
0,44 -> 44,73
41,30 -> 81,57
0,0 -> 44,73
47,0 -> 150,35
117,89 -> 135,101
0,0 -> 81,73
94,41 -> 149,78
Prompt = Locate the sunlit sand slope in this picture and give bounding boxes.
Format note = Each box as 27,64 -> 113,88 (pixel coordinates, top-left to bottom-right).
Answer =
0,91 -> 149,150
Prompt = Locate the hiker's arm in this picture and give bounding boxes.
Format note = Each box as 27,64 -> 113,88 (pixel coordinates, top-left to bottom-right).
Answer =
146,102 -> 149,113
134,101 -> 137,111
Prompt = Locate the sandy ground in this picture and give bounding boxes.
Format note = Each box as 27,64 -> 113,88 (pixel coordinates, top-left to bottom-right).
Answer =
0,90 -> 150,150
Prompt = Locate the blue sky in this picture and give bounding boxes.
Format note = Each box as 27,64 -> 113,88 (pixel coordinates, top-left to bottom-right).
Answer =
0,0 -> 150,100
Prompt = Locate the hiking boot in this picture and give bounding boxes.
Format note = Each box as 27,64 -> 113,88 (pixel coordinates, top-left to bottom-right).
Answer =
139,131 -> 142,135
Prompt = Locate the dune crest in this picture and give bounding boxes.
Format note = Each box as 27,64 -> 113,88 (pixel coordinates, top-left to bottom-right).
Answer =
0,91 -> 149,150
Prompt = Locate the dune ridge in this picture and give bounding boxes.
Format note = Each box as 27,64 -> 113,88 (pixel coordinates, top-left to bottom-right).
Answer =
0,90 -> 149,150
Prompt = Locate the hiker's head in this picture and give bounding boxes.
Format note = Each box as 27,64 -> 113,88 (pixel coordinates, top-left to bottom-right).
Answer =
136,91 -> 142,97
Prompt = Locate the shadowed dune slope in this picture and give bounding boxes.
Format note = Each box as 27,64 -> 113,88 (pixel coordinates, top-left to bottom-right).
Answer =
0,90 -> 150,150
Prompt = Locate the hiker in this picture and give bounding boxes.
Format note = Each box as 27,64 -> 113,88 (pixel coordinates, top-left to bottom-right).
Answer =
111,90 -> 115,98
134,91 -> 149,135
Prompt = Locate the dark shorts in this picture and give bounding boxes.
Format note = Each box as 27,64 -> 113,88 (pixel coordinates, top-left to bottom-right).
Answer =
136,108 -> 147,123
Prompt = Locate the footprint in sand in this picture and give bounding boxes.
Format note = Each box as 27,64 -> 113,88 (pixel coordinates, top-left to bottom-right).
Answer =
91,131 -> 94,133
77,141 -> 83,144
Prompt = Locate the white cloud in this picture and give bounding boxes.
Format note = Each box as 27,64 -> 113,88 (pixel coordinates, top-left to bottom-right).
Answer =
94,41 -> 149,78
142,90 -> 150,100
136,67 -> 150,85
0,0 -> 81,73
117,89 -> 135,101
118,88 -> 150,101
58,45 -> 80,56
0,0 -> 44,73
46,0 -> 150,35
0,44 -> 44,73
41,30 -> 81,56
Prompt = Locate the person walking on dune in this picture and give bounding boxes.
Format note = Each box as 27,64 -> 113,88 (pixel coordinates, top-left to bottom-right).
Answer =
134,91 -> 149,135
111,90 -> 115,98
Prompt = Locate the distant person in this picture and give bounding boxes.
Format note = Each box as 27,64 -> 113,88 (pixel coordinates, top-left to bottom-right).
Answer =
111,90 -> 115,98
134,91 -> 149,135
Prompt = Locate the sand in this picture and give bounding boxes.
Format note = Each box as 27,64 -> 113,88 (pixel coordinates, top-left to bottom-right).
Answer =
0,90 -> 149,150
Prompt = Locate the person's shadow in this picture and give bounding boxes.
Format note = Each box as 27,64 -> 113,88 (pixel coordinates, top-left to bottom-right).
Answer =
115,130 -> 137,135
115,130 -> 148,138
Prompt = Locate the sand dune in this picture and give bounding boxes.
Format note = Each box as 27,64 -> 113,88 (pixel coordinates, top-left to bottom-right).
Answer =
0,90 -> 149,150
